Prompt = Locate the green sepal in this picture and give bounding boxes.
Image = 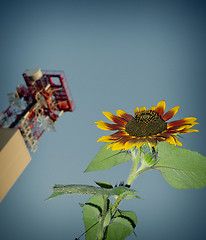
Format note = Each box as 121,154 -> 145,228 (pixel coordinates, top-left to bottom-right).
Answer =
85,143 -> 131,172
143,152 -> 157,166
95,181 -> 113,189
154,142 -> 206,189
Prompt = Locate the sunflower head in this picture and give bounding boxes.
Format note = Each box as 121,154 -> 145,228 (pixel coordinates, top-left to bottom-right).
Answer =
94,100 -> 199,151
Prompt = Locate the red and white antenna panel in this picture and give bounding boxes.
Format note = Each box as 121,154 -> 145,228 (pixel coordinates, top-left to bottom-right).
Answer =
0,68 -> 74,152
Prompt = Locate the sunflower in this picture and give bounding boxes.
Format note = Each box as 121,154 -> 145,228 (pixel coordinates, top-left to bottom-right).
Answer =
94,100 -> 199,151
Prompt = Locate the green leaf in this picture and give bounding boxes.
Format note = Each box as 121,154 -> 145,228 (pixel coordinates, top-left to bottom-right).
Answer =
85,142 -> 131,172
82,196 -> 137,240
154,142 -> 206,189
47,184 -> 139,200
83,196 -> 104,240
105,210 -> 137,240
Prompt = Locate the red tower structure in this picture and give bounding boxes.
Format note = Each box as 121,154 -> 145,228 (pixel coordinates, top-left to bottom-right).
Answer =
0,68 -> 74,152
0,68 -> 74,202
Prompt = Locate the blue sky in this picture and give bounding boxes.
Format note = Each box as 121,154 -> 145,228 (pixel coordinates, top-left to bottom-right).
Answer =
0,1 -> 206,239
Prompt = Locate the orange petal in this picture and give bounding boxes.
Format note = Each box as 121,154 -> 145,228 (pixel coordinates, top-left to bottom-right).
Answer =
162,106 -> 180,121
116,110 -> 133,122
102,111 -> 127,125
155,100 -> 166,116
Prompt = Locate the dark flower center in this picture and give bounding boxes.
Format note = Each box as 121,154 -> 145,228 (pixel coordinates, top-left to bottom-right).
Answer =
125,110 -> 167,137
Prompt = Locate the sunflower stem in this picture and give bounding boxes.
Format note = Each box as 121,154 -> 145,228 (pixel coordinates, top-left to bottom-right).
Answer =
129,148 -> 141,177
97,195 -> 108,240
110,148 -> 142,217
111,193 -> 126,215
126,148 -> 143,186
110,146 -> 153,220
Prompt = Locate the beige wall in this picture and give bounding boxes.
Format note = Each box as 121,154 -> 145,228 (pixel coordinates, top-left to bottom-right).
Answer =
0,128 -> 31,202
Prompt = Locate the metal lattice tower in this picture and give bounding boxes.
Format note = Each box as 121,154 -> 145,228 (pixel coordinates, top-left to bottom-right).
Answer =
0,68 -> 74,152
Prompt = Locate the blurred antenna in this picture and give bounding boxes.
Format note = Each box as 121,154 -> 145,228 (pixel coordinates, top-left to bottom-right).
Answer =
0,68 -> 75,202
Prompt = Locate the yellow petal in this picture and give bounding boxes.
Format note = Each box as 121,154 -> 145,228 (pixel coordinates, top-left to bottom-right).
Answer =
155,100 -> 166,116
165,135 -> 176,146
183,117 -> 198,123
179,129 -> 199,134
95,121 -> 125,131
140,106 -> 146,112
97,135 -> 119,142
116,110 -> 133,121
112,141 -> 125,151
162,106 -> 180,121
173,136 -> 182,146
125,142 -> 136,150
107,142 -> 116,149
185,122 -> 199,128
102,111 -> 127,125
134,107 -> 139,115
135,138 -> 146,148
124,138 -> 138,150
167,117 -> 198,128
169,125 -> 187,131
107,137 -> 131,151
148,106 -> 156,111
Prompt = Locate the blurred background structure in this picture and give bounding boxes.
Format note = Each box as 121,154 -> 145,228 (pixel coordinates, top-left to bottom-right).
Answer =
0,1 -> 205,240
0,68 -> 74,202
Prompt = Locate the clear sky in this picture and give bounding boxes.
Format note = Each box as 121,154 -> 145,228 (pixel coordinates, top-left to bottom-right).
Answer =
0,0 -> 206,239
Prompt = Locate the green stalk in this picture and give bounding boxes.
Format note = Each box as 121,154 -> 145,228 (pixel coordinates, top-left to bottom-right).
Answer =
97,195 -> 108,240
110,149 -> 141,216
98,146 -> 154,238
111,193 -> 125,215
111,147 -> 152,216
126,149 -> 141,186
130,165 -> 152,180
129,148 -> 141,178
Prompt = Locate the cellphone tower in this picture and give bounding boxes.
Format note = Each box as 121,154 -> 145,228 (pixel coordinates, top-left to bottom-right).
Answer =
0,68 -> 74,202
